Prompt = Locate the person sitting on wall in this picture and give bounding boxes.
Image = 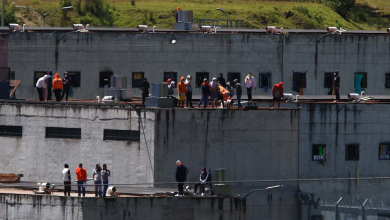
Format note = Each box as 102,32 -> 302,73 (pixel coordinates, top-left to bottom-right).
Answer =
193,167 -> 211,196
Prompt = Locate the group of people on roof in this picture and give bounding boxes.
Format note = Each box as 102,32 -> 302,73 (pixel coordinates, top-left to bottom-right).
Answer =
36,70 -> 72,102
139,73 -> 285,109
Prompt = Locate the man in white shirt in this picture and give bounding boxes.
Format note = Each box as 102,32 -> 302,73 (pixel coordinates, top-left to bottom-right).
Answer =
244,73 -> 256,102
92,163 -> 102,197
36,75 -> 51,101
62,164 -> 71,196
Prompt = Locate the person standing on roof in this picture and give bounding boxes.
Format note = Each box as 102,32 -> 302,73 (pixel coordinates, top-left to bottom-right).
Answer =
167,78 -> 175,96
167,78 -> 178,107
175,160 -> 188,197
210,78 -> 219,108
101,164 -> 111,197
36,75 -> 51,101
245,73 -> 256,102
185,75 -> 194,108
62,164 -> 71,196
193,167 -> 211,196
234,79 -> 242,109
217,73 -> 226,108
140,77 -> 150,106
271,82 -> 284,108
92,163 -> 102,197
52,73 -> 63,101
75,163 -> 87,197
198,78 -> 211,108
332,70 -> 340,102
61,72 -> 72,102
46,70 -> 53,101
177,76 -> 187,108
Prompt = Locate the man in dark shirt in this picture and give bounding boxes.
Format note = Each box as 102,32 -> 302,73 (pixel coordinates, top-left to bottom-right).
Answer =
175,160 -> 188,197
140,78 -> 150,106
234,79 -> 242,109
46,70 -> 53,101
61,72 -> 72,102
198,78 -> 211,108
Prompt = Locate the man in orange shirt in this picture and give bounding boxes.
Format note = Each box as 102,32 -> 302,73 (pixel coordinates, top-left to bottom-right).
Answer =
177,76 -> 187,108
75,163 -> 87,197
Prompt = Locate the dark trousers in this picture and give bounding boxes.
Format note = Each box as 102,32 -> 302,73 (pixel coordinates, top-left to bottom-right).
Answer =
186,92 -> 193,107
37,88 -> 44,101
54,89 -> 62,101
103,181 -> 109,197
61,89 -> 70,101
95,180 -> 102,197
47,87 -> 52,101
177,183 -> 184,195
237,94 -> 242,109
64,181 -> 71,196
247,87 -> 253,101
194,183 -> 205,194
77,180 -> 85,196
142,92 -> 148,104
334,87 -> 340,100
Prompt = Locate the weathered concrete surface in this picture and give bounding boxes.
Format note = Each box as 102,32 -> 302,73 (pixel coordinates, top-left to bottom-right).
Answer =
299,103 -> 390,196
0,103 -> 154,185
153,108 -> 301,220
6,32 -> 390,99
0,193 -> 245,220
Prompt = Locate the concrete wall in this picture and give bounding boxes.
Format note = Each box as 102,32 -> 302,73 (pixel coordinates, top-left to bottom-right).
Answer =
0,193 -> 245,220
299,103 -> 390,196
6,32 -> 390,99
0,103 -> 154,185
153,108 -> 301,220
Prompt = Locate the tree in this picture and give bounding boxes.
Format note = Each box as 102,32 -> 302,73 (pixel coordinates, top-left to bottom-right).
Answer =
1,1 -> 17,26
324,0 -> 355,17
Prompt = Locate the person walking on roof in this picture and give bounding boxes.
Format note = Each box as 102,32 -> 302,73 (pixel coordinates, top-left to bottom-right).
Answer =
62,164 -> 71,196
92,163 -> 103,197
36,75 -> 51,101
245,73 -> 256,102
185,75 -> 194,108
175,160 -> 188,197
198,78 -> 211,108
234,79 -> 242,109
140,77 -> 150,106
177,76 -> 187,108
271,82 -> 284,108
75,163 -> 87,197
52,73 -> 63,101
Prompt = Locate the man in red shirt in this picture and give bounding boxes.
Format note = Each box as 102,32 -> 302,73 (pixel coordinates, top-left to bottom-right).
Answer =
75,163 -> 87,197
271,82 -> 284,108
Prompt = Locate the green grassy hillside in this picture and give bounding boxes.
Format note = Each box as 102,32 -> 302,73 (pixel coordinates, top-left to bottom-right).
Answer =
5,0 -> 390,30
